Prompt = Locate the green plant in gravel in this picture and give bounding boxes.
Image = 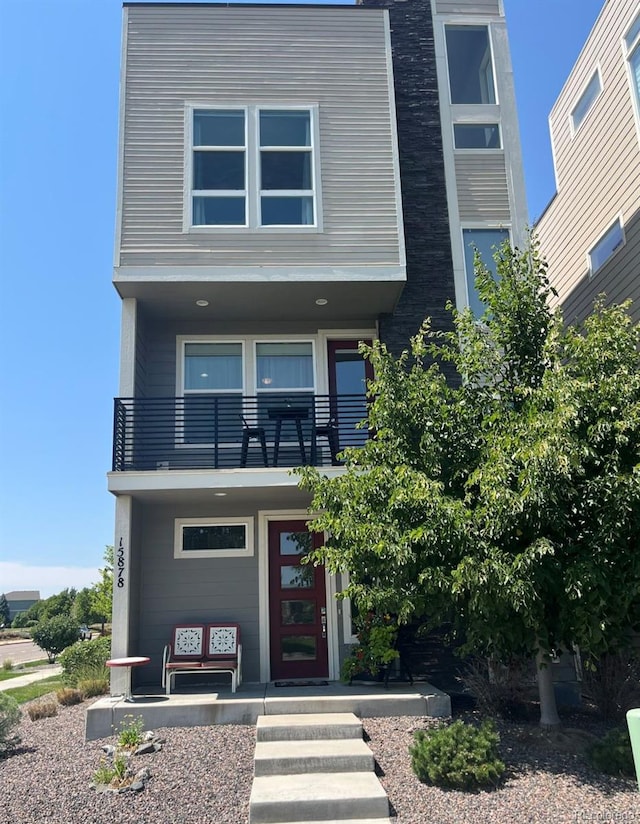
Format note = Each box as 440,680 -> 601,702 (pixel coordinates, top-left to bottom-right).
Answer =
0,693 -> 21,755
59,635 -> 111,686
117,715 -> 144,749
587,727 -> 635,777
410,720 -> 505,790
78,672 -> 110,698
93,754 -> 128,786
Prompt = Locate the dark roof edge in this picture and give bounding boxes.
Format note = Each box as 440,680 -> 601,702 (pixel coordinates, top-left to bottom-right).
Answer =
123,2 -> 364,10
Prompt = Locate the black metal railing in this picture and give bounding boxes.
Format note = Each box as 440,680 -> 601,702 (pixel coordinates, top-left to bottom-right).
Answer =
112,394 -> 370,471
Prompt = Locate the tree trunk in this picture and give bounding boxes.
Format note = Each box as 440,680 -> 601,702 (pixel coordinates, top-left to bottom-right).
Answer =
536,648 -> 561,728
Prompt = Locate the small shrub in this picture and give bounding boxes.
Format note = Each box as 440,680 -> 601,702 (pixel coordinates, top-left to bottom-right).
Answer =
410,719 -> 505,791
59,635 -> 111,686
582,651 -> 640,721
0,693 -> 21,755
460,657 -> 533,721
93,754 -> 129,787
56,687 -> 84,707
27,699 -> 58,721
587,727 -> 635,777
2,659 -> 13,672
117,715 -> 144,749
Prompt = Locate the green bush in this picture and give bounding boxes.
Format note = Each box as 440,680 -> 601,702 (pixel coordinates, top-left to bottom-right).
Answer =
0,693 -> 21,755
11,612 -> 28,629
32,615 -> 79,663
410,720 -> 505,790
59,635 -> 111,686
587,727 -> 635,777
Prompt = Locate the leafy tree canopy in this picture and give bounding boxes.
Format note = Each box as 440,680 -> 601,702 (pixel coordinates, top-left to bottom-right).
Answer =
300,239 -> 640,725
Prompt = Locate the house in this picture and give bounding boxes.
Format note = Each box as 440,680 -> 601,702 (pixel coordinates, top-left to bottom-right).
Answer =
107,0 -> 527,693
536,0 -> 640,324
5,591 -> 40,623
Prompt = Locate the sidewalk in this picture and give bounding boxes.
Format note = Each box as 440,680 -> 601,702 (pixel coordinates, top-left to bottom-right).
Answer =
0,664 -> 62,692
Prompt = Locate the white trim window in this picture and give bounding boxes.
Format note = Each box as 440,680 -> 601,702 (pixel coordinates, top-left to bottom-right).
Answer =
186,104 -> 319,230
174,517 -> 254,558
570,70 -> 602,134
588,218 -> 625,276
624,11 -> 640,131
462,227 -> 510,316
445,25 -> 497,105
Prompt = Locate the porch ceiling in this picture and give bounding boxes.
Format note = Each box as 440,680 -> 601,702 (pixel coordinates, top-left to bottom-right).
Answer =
112,277 -> 404,322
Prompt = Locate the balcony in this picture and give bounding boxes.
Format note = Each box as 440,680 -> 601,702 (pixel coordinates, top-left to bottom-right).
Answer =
112,394 -> 369,472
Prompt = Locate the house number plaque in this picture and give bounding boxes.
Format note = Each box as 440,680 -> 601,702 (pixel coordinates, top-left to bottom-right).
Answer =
117,538 -> 125,588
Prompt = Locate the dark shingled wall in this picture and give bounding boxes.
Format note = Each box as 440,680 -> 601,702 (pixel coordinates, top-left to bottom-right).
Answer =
364,0 -> 457,358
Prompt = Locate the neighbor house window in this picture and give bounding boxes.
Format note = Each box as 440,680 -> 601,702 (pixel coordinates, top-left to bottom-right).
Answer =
445,26 -> 496,104
174,517 -> 254,558
462,228 -> 510,316
588,219 -> 624,276
625,13 -> 640,118
188,105 -> 318,229
454,123 -> 501,149
571,70 -> 602,133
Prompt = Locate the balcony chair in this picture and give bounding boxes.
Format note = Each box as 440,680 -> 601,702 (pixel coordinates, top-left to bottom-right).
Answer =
240,416 -> 268,467
311,417 -> 340,465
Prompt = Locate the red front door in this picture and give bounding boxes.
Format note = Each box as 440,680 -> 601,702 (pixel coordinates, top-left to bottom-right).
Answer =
268,520 -> 329,680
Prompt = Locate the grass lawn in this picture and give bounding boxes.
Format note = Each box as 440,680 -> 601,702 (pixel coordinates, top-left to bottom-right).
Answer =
0,660 -> 49,682
3,676 -> 65,704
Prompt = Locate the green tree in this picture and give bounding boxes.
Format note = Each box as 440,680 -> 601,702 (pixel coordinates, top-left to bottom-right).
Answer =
90,546 -> 114,634
300,239 -> 640,727
32,615 -> 80,662
0,593 -> 9,626
41,588 -> 77,620
72,587 -> 99,626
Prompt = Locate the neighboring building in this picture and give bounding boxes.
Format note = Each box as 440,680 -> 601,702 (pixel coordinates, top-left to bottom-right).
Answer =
108,0 -> 527,690
5,591 -> 40,623
536,0 -> 640,325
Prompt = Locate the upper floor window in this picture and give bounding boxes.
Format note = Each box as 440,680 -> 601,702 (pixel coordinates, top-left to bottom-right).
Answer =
625,12 -> 640,119
445,26 -> 496,104
462,227 -> 509,316
454,123 -> 501,149
570,70 -> 602,133
588,218 -> 624,276
188,105 -> 318,230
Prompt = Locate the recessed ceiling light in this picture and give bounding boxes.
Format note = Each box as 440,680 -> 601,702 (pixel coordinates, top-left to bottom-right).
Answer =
315,298 -> 328,306
196,299 -> 209,307
213,492 -> 227,497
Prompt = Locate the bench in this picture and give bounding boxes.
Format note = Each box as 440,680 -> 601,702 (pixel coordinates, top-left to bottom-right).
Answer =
162,623 -> 242,695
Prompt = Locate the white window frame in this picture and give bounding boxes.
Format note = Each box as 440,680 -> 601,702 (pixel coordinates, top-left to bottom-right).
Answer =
587,216 -> 625,277
570,68 -> 602,136
184,103 -> 321,233
623,11 -> 640,140
174,517 -> 254,558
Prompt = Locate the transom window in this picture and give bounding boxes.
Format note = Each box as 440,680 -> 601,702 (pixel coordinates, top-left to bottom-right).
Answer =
454,123 -> 501,149
174,517 -> 254,558
188,105 -> 318,229
445,26 -> 496,105
571,70 -> 602,133
588,219 -> 624,276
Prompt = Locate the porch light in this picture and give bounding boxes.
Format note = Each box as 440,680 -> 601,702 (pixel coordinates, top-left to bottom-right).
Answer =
315,298 -> 328,306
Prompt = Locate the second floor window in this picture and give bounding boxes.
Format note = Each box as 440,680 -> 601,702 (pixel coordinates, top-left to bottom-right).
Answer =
189,106 -> 317,229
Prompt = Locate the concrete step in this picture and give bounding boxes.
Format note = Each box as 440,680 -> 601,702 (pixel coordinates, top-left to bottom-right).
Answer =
254,738 -> 375,776
249,772 -> 390,824
263,820 -> 392,824
257,712 -> 363,742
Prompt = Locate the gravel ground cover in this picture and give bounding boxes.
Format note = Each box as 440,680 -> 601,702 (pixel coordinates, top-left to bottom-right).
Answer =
0,695 -> 637,824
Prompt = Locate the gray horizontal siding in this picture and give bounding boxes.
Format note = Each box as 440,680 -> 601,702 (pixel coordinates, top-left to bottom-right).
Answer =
454,154 -> 510,221
120,5 -> 401,268
134,500 -> 261,685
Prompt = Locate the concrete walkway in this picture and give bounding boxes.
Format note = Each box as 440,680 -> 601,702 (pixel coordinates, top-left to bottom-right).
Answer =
0,664 -> 62,692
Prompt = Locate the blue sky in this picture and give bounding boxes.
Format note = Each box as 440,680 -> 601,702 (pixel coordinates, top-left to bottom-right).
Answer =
0,0 -> 604,598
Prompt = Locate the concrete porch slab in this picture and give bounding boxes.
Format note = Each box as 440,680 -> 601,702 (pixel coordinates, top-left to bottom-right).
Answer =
85,680 -> 451,741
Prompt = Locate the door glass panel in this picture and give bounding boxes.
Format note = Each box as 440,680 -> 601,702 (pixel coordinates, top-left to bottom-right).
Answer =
280,565 -> 314,589
334,348 -> 368,449
281,600 -> 315,625
280,531 -> 312,556
281,635 -> 317,661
